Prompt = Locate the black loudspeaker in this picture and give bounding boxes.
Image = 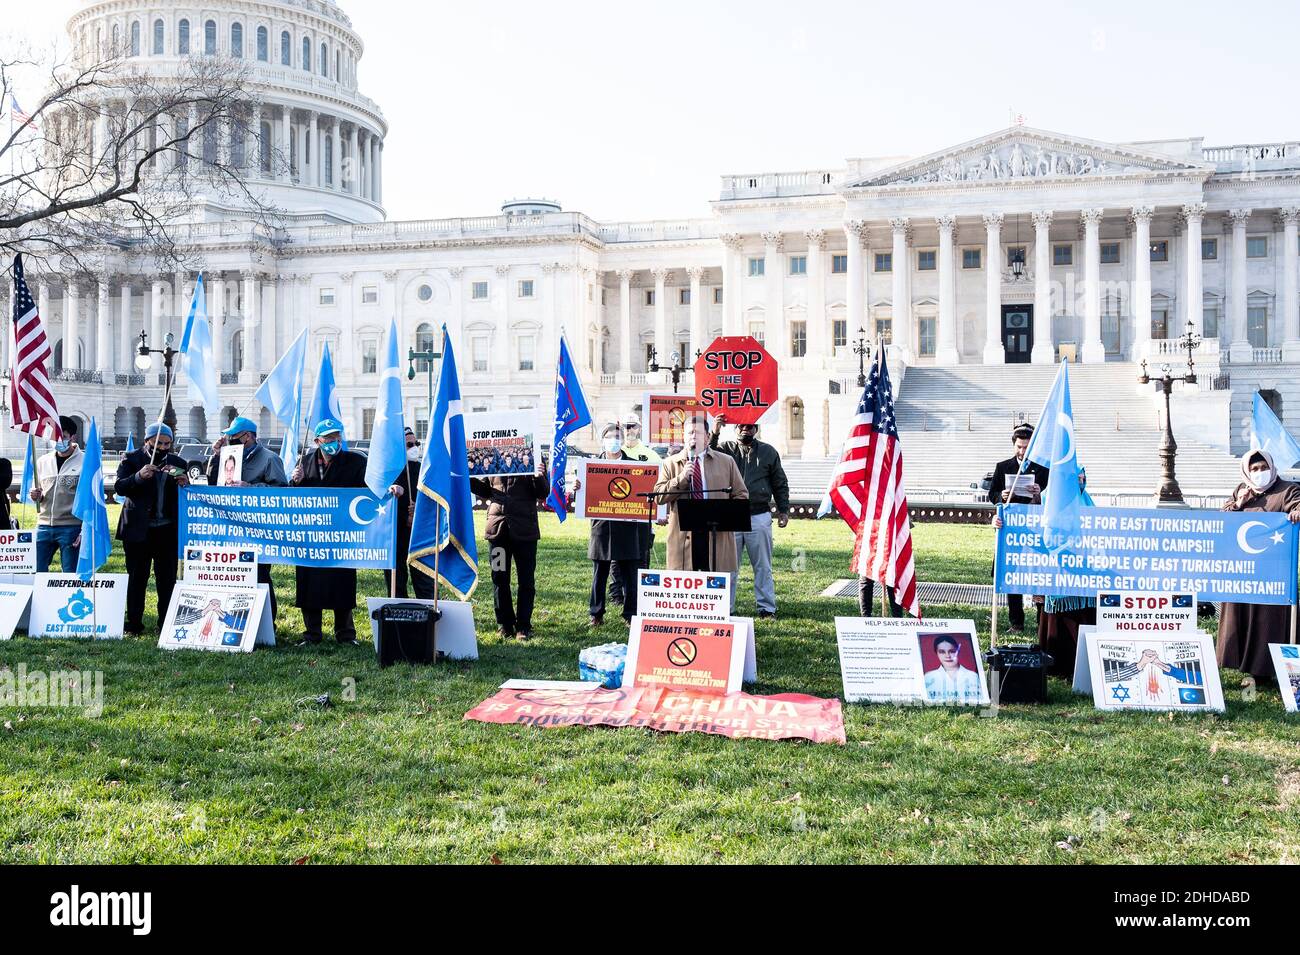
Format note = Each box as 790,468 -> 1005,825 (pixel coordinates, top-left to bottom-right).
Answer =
984,643 -> 1053,704
372,602 -> 442,667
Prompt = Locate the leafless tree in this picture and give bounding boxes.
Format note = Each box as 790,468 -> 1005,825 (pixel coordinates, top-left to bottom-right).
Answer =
0,37 -> 284,276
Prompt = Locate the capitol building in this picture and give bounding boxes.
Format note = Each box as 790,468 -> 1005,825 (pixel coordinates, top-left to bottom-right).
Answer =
5,0 -> 1300,471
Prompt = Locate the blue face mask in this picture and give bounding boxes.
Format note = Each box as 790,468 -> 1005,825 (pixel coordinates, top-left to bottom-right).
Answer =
320,440 -> 342,457
54,440 -> 71,454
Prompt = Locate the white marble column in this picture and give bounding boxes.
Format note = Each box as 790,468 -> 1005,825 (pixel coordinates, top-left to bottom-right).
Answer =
762,231 -> 784,354
982,212 -> 1004,364
369,136 -> 379,202
804,230 -> 827,365
1030,211 -> 1054,364
240,270 -> 258,383
617,269 -> 634,381
329,118 -> 339,189
149,279 -> 164,372
936,215 -> 958,365
261,274 -> 278,373
118,281 -> 134,375
1080,208 -> 1105,363
687,266 -> 704,359
376,141 -> 383,204
1131,206 -> 1154,360
1228,208 -> 1252,362
345,124 -> 357,194
308,112 -> 319,186
1282,208 -> 1300,361
651,267 -> 669,362
210,275 -> 225,376
65,281 -> 81,370
845,222 -> 866,338
1183,202 -> 1205,339
889,218 -> 909,358
276,106 -> 290,181
720,234 -> 743,335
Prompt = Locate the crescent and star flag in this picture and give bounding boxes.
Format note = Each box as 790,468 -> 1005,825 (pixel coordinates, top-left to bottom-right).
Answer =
178,274 -> 219,414
8,253 -> 62,441
72,418 -> 111,581
364,316 -> 406,499
546,334 -> 592,522
1022,359 -> 1085,554
408,325 -> 478,599
256,327 -> 310,476
19,432 -> 35,501
125,433 -> 135,453
1250,391 -> 1300,471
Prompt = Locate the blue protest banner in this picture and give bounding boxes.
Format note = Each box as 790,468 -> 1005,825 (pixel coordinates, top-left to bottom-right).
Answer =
995,504 -> 1298,604
178,487 -> 397,568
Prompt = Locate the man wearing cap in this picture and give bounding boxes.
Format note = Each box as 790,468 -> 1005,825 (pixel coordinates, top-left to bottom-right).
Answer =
290,418 -> 368,644
30,415 -> 84,573
208,416 -> 288,619
607,412 -> 662,607
989,423 -> 1049,632
115,423 -> 189,635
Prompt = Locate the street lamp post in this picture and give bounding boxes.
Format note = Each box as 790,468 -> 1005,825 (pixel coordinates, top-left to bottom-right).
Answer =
852,327 -> 873,387
407,344 -> 442,436
136,330 -> 179,433
1139,320 -> 1201,507
646,347 -> 696,394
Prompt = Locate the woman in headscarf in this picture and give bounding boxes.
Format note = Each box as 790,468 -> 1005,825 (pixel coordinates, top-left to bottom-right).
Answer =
1218,448 -> 1300,682
1036,466 -> 1096,679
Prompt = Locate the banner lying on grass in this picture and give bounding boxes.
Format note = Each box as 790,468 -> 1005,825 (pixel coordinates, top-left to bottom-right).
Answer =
179,487 -> 396,568
995,504 -> 1298,603
465,685 -> 845,744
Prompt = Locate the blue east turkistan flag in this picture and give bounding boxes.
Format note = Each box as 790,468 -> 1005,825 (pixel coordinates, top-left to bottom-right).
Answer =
1023,360 -> 1084,553
408,326 -> 478,599
364,317 -> 406,499
125,433 -> 135,454
256,327 -> 310,476
72,418 -> 111,581
19,433 -> 35,502
179,274 -> 220,414
546,334 -> 592,522
1250,391 -> 1300,471
306,340 -> 347,450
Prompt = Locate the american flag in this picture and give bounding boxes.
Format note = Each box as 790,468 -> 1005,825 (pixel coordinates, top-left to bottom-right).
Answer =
824,346 -> 918,617
10,96 -> 34,127
8,254 -> 62,441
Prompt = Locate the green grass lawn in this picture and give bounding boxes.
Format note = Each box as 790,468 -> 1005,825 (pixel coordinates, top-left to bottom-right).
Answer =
0,510 -> 1296,864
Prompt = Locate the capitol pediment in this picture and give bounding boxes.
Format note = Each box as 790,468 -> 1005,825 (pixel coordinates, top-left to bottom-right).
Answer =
846,126 -> 1211,189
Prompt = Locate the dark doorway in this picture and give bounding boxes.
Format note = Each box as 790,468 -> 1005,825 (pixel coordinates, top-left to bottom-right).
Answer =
1002,305 -> 1032,363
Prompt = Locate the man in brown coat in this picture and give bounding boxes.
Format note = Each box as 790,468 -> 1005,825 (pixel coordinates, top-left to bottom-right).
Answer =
654,414 -> 748,574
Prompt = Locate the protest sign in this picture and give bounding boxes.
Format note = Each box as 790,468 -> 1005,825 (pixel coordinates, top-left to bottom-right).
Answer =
216,445 -> 242,486
1270,644 -> 1300,713
1097,591 -> 1198,632
1085,631 -> 1224,712
464,685 -> 846,744
464,410 -> 542,478
626,616 -> 744,695
179,487 -> 396,568
835,617 -> 990,706
0,530 -> 37,575
574,460 -> 659,521
29,574 -> 129,640
0,583 -> 32,639
995,504 -> 1298,604
158,583 -> 272,653
694,335 -> 778,425
364,597 -> 479,661
636,569 -> 731,622
183,545 -> 258,587
643,392 -> 704,447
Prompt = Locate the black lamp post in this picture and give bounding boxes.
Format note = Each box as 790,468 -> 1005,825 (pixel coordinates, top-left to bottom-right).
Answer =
647,347 -> 696,394
853,327 -> 873,387
136,330 -> 178,432
1139,320 -> 1200,506
407,343 -> 442,436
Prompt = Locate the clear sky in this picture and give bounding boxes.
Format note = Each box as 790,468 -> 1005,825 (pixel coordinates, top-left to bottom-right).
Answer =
9,0 -> 1300,223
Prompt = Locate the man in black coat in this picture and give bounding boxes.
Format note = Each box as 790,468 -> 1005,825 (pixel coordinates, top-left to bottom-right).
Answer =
385,426 -> 422,598
469,460 -> 548,641
114,422 -> 190,635
289,419 -> 369,644
0,456 -> 11,530
989,423 -> 1050,632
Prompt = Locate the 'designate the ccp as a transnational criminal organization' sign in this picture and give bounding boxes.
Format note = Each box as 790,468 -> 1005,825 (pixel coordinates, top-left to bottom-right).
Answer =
178,487 -> 396,569
995,504 -> 1298,604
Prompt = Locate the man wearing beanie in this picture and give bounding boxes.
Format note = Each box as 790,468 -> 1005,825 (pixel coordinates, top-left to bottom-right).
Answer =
115,422 -> 190,635
30,415 -> 84,573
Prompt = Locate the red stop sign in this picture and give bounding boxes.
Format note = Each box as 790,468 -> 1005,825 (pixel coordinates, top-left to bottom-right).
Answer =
693,336 -> 779,426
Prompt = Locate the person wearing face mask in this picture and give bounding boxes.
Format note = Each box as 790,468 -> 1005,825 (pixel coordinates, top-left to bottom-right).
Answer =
606,413 -> 661,609
289,419 -> 368,645
654,413 -> 748,576
207,417 -> 288,620
570,423 -> 652,627
709,414 -> 790,619
1218,448 -> 1300,682
115,422 -> 190,635
385,425 -> 423,599
30,415 -> 84,573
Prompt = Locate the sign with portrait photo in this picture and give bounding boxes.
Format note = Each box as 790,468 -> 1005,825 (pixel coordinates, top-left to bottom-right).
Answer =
1270,644 -> 1300,714
464,410 -> 543,478
1085,632 -> 1224,713
835,617 -> 989,706
216,445 -> 243,486
158,583 -> 273,653
574,459 -> 660,521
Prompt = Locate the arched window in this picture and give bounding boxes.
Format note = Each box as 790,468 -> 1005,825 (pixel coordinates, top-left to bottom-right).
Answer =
324,135 -> 333,184
178,19 -> 189,54
280,31 -> 290,65
320,42 -> 328,77
152,18 -> 164,54
256,26 -> 268,61
111,24 -> 119,50
130,21 -> 140,56
260,121 -> 272,174
415,324 -> 435,372
231,23 -> 243,58
204,20 -> 216,55
230,331 -> 244,375
203,124 -> 217,164
302,37 -> 311,71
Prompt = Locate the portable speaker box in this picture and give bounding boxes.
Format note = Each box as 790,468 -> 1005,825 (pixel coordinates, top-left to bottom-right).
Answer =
372,602 -> 442,667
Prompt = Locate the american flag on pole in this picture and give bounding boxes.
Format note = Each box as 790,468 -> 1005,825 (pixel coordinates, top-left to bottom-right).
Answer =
8,254 -> 62,440
823,345 -> 918,617
10,96 -> 35,127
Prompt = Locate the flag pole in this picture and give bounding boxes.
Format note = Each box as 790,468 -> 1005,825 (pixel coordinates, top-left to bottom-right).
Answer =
432,508 -> 440,607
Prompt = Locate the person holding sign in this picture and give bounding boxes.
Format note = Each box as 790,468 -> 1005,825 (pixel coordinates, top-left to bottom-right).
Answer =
989,423 -> 1049,632
114,422 -> 189,636
1218,448 -> 1300,682
607,413 -> 661,609
290,419 -> 368,645
570,423 -> 652,627
469,456 -> 549,641
654,413 -> 748,575
31,416 -> 83,573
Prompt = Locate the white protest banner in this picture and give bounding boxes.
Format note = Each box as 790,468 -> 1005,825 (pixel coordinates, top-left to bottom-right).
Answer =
1086,631 -> 1224,713
1270,644 -> 1300,713
29,574 -> 130,640
0,530 -> 37,575
835,617 -> 989,706
365,597 -> 479,661
464,411 -> 543,478
1073,593 -> 1200,695
158,583 -> 272,652
0,583 -> 33,639
183,545 -> 258,587
636,569 -> 731,622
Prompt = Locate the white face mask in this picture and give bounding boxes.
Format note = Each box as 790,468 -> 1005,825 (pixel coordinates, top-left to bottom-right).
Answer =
1247,467 -> 1275,490
406,445 -> 421,462
603,437 -> 623,454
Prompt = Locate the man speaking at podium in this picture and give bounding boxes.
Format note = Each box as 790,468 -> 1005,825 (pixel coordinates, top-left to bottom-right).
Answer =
654,414 -> 748,574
